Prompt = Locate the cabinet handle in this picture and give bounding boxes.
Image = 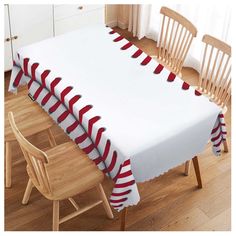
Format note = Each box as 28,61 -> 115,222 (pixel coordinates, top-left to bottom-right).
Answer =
78,6 -> 83,10
5,38 -> 11,42
12,35 -> 18,40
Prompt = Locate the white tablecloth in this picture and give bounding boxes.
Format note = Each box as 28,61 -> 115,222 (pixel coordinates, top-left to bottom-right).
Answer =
9,24 -> 227,211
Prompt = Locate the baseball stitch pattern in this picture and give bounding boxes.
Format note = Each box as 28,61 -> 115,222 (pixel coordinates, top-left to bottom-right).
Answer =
11,26 -> 227,211
12,53 -> 136,211
110,28 -> 225,155
211,113 -> 227,156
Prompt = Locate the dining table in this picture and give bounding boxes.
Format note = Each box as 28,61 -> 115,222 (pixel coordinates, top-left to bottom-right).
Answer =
9,23 -> 227,230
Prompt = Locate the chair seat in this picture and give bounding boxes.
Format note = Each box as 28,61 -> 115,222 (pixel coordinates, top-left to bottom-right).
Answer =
28,142 -> 104,200
5,95 -> 54,141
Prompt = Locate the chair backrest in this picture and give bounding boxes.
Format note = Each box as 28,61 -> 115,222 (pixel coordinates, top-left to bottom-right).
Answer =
157,7 -> 197,75
8,112 -> 52,195
198,34 -> 231,108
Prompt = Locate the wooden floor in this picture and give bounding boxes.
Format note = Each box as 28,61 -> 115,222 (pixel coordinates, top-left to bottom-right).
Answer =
4,28 -> 231,231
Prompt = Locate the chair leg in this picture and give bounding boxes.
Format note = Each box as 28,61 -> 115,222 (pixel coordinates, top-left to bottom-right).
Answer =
96,183 -> 114,219
22,179 -> 34,205
46,128 -> 56,147
53,200 -> 60,231
5,141 -> 12,188
223,139 -> 229,153
192,156 -> 202,189
184,160 -> 191,176
120,207 -> 127,231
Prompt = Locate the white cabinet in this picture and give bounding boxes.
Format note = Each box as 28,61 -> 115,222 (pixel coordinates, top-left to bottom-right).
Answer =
54,4 -> 105,35
9,5 -> 54,55
4,5 -> 13,71
4,4 -> 105,71
4,5 -> 53,71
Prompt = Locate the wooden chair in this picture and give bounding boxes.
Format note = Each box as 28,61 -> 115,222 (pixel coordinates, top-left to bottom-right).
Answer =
5,95 -> 56,188
184,35 -> 231,175
157,7 -> 197,76
8,112 -> 114,231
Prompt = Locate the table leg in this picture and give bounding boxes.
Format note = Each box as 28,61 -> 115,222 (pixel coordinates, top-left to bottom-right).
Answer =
192,156 -> 202,189
223,139 -> 229,153
184,160 -> 191,176
120,207 -> 127,231
5,141 -> 12,188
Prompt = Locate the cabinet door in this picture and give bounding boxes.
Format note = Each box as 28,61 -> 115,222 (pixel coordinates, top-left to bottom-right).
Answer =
54,4 -> 104,21
54,5 -> 105,36
4,5 -> 13,71
9,5 -> 53,57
